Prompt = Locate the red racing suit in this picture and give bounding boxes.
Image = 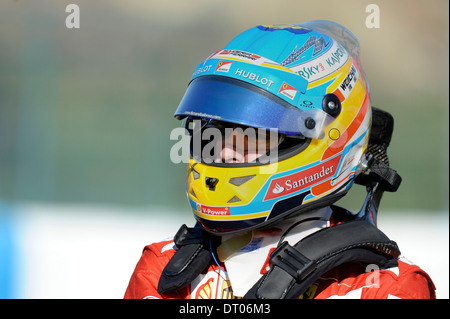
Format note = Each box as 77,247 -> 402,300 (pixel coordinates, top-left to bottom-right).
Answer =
125,236 -> 436,299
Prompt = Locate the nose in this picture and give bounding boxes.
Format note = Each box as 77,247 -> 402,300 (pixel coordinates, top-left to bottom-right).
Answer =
219,130 -> 246,163
219,145 -> 245,163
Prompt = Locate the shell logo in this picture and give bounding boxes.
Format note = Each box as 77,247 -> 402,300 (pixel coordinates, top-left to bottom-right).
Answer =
195,278 -> 214,299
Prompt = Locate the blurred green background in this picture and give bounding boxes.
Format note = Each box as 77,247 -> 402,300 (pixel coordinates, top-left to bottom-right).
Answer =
0,0 -> 448,213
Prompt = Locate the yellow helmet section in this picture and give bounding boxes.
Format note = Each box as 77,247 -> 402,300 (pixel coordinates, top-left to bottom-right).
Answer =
176,22 -> 372,234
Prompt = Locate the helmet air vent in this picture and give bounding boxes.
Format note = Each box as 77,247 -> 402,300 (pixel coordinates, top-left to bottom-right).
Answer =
192,167 -> 200,180
229,175 -> 256,187
227,196 -> 242,203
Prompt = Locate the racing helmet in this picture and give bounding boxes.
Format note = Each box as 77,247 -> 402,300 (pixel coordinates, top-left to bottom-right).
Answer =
174,21 -> 372,234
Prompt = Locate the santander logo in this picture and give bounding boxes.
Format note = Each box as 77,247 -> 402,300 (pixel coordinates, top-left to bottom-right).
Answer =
264,154 -> 342,201
272,183 -> 285,194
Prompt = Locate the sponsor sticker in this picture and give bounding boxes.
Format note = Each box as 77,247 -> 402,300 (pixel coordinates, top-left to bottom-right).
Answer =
219,50 -> 261,61
193,64 -> 213,76
199,204 -> 230,216
234,68 -> 275,88
290,41 -> 349,82
333,64 -> 359,102
215,60 -> 233,73
278,82 -> 298,100
264,154 -> 342,201
210,49 -> 277,66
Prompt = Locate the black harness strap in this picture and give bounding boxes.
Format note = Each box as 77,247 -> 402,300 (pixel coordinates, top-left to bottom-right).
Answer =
157,223 -> 219,295
158,220 -> 400,299
244,220 -> 400,299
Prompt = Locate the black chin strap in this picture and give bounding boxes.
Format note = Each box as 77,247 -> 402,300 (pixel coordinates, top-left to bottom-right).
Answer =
157,223 -> 219,295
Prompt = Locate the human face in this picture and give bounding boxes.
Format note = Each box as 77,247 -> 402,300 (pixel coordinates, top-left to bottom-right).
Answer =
186,119 -> 281,164
209,122 -> 280,164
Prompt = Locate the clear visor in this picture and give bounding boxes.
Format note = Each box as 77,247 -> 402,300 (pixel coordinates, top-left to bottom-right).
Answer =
301,20 -> 370,94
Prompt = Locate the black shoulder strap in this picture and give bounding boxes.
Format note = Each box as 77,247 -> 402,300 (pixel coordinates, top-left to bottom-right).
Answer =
244,220 -> 400,299
157,223 -> 219,295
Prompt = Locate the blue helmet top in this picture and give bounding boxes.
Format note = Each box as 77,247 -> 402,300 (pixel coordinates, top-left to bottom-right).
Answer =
175,21 -> 366,138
